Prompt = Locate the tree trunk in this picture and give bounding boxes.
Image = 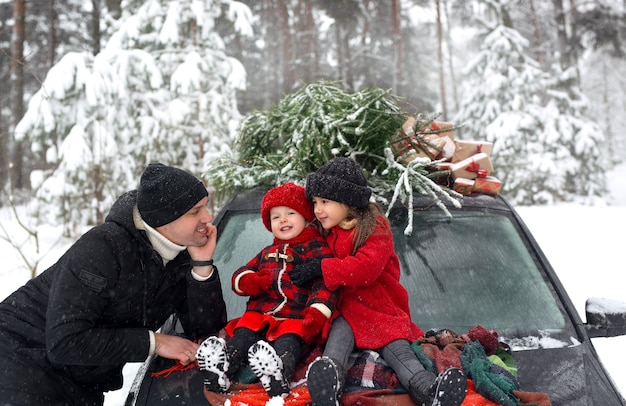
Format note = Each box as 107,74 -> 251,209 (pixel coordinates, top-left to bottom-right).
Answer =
498,1 -> 514,28
600,59 -> 614,162
277,0 -> 294,93
0,117 -> 5,192
48,0 -> 56,68
442,0 -> 459,114
263,1 -> 280,106
528,0 -> 543,65
567,0 -> 580,81
435,0 -> 448,120
391,0 -> 402,94
361,0 -> 370,48
105,0 -> 121,19
335,21 -> 346,87
10,0 -> 25,189
552,0 -> 571,68
92,0 -> 101,55
340,22 -> 354,91
301,0 -> 318,84
320,0 -> 357,90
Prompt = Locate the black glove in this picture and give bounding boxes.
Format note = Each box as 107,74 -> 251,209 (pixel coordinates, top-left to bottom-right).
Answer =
290,258 -> 323,287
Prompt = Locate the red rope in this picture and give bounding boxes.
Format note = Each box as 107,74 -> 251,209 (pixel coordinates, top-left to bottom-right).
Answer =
151,360 -> 198,378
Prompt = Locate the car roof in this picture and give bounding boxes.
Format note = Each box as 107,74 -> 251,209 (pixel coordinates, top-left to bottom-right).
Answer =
214,186 -> 515,217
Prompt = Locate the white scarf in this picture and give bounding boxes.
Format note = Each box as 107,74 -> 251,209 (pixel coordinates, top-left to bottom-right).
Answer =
133,205 -> 185,265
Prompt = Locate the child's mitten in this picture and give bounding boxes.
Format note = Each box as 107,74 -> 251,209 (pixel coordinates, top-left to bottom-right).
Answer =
237,270 -> 273,296
301,307 -> 328,343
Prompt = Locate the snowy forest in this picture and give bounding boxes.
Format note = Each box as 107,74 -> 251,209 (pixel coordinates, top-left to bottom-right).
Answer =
1,0 -> 625,239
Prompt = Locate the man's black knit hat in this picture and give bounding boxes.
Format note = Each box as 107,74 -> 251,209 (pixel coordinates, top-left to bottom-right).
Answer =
306,157 -> 371,209
137,163 -> 208,227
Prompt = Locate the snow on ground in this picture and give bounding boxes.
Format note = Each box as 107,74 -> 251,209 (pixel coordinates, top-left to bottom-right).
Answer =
1,162 -> 625,404
515,161 -> 626,397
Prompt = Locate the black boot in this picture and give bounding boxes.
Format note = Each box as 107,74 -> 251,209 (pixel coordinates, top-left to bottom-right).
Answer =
307,356 -> 345,406
408,367 -> 467,406
196,336 -> 231,393
281,351 -> 297,387
248,340 -> 291,398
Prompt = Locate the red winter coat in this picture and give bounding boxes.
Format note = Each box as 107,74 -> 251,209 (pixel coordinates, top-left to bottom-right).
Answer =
321,217 -> 424,349
226,226 -> 337,342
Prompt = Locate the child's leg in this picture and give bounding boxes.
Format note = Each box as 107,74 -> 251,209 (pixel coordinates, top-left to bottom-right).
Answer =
379,339 -> 425,389
273,333 -> 303,383
226,327 -> 264,376
321,316 -> 354,367
307,316 -> 354,406
380,339 -> 467,406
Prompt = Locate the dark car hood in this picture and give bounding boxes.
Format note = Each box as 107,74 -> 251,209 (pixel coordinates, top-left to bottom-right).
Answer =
515,342 -> 623,405
129,342 -> 624,406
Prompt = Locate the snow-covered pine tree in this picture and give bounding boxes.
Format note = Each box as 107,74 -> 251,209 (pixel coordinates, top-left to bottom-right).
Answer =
580,51 -> 626,166
15,0 -> 252,235
542,64 -> 607,202
456,19 -> 607,204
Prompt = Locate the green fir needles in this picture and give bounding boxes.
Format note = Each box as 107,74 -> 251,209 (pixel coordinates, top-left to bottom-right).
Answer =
204,81 -> 462,235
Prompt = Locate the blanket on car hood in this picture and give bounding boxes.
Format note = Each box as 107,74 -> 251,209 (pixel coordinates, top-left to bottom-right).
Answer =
154,325 -> 552,406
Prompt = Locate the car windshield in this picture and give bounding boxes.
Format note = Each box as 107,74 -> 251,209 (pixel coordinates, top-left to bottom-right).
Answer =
213,211 -> 273,319
214,207 -> 576,346
388,208 -> 572,340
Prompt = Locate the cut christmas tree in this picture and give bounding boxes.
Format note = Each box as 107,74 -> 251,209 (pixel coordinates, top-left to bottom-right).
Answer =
204,81 -> 464,235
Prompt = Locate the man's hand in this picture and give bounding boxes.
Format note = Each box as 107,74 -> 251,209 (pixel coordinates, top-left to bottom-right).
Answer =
290,258 -> 323,287
154,333 -> 200,366
188,223 -> 217,278
237,270 -> 273,296
188,223 -> 217,258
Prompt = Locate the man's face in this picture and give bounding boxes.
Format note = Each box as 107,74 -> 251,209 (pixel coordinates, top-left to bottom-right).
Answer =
156,197 -> 212,247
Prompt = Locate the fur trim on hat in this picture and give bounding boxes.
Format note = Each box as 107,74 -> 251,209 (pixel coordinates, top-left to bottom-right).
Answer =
306,157 -> 371,209
261,182 -> 314,231
137,163 -> 208,227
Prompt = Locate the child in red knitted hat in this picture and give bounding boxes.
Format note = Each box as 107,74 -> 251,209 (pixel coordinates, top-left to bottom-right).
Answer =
196,182 -> 337,399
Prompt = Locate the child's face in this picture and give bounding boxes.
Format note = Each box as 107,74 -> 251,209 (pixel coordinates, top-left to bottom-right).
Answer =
311,197 -> 350,230
269,206 -> 307,240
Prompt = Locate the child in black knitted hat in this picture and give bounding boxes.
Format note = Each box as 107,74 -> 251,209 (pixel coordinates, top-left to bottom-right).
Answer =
196,182 -> 338,399
291,157 -> 468,406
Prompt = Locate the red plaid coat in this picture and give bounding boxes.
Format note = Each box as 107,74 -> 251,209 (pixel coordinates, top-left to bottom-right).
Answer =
226,226 -> 337,342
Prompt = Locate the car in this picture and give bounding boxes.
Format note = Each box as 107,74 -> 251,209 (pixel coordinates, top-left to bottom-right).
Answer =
125,187 -> 626,406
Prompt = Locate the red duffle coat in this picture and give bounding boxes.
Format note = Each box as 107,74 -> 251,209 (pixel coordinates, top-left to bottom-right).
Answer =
226,226 -> 337,343
321,217 -> 424,349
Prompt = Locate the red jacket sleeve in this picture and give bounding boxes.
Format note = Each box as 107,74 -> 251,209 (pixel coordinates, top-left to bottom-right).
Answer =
322,220 -> 397,291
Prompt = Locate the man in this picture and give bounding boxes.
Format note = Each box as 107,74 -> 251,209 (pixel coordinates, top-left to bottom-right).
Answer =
0,163 -> 227,405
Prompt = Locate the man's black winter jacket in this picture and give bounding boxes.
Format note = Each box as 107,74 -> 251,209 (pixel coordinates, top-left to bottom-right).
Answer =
0,190 -> 227,396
